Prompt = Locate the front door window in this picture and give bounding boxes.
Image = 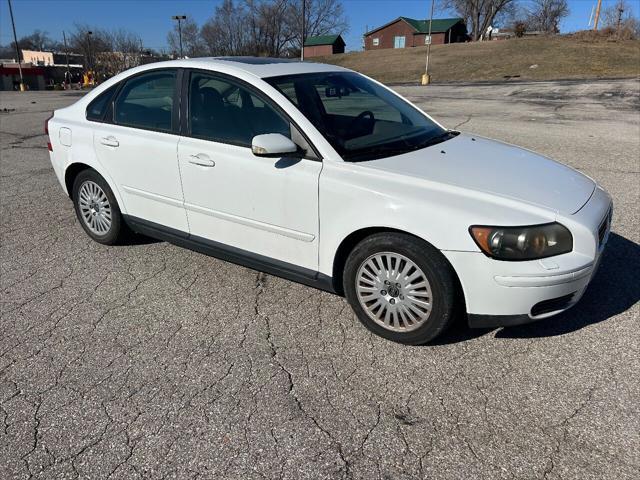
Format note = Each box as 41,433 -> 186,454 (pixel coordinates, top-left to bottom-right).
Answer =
188,72 -> 290,146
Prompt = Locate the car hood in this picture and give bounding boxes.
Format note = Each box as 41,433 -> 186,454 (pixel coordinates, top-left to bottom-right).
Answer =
364,134 -> 595,215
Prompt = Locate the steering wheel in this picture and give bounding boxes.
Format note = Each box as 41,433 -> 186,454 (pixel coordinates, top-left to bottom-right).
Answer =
349,110 -> 375,134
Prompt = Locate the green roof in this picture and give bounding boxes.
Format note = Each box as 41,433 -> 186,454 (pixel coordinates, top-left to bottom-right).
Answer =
304,35 -> 343,47
400,17 -> 464,34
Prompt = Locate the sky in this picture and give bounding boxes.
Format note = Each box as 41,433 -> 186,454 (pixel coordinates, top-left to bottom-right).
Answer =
1,0 -> 639,53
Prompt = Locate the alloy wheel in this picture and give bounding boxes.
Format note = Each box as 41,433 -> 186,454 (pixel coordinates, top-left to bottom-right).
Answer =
355,252 -> 433,332
77,180 -> 112,235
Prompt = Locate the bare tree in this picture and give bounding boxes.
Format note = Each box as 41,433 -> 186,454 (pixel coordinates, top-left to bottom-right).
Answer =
110,29 -> 142,54
202,0 -> 278,56
167,17 -> 205,57
602,0 -> 640,38
443,0 -> 517,41
66,24 -> 144,78
202,0 -> 243,55
289,0 -> 348,52
194,0 -> 347,57
200,20 -> 226,56
247,0 -> 298,56
10,29 -> 54,51
68,24 -> 113,72
0,44 -> 15,59
27,30 -> 51,50
526,0 -> 569,33
99,29 -> 144,75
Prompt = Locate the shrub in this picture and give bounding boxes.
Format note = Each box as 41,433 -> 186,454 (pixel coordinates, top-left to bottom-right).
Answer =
569,27 -> 637,42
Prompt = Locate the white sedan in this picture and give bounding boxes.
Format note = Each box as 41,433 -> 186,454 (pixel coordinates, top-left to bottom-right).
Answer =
47,58 -> 612,344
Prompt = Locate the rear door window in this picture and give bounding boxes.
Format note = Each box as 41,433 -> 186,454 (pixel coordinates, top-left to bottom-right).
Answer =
113,70 -> 176,132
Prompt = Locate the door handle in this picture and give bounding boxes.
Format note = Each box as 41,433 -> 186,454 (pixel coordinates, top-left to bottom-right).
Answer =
188,154 -> 215,167
100,136 -> 119,147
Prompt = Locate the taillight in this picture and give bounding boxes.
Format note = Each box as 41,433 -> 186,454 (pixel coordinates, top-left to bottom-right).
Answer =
45,112 -> 53,151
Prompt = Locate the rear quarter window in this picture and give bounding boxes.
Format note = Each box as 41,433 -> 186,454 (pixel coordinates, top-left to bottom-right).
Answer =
86,85 -> 118,122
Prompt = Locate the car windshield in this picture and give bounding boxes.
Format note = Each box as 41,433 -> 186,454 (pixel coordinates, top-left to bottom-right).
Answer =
266,71 -> 454,162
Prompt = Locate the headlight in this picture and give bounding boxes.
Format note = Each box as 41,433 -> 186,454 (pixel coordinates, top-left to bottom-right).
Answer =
469,223 -> 573,260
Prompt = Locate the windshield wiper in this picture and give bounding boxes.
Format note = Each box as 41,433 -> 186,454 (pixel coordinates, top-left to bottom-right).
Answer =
344,131 -> 460,162
416,130 -> 459,149
344,144 -> 413,161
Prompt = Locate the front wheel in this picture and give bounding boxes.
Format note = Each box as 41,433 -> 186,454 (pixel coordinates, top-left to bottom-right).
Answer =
343,233 -> 458,345
72,169 -> 128,245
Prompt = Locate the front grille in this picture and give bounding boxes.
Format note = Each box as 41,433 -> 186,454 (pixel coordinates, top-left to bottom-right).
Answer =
531,293 -> 576,317
597,207 -> 612,248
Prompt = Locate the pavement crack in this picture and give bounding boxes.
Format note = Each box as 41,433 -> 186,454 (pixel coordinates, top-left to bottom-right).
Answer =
252,271 -> 352,478
20,395 -> 43,479
542,384 -> 599,479
453,115 -> 472,129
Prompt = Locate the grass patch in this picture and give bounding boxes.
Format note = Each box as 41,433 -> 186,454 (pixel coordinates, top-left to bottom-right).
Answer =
318,36 -> 640,83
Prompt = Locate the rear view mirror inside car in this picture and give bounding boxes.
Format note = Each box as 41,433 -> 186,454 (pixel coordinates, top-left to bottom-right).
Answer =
325,86 -> 350,98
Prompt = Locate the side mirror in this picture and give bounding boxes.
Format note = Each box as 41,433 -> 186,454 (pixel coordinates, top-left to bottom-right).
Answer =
251,133 -> 298,157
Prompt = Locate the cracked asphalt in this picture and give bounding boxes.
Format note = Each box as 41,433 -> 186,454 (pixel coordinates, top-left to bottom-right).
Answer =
1,79 -> 639,479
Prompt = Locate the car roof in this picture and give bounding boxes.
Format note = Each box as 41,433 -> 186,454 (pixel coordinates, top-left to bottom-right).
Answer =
134,56 -> 350,79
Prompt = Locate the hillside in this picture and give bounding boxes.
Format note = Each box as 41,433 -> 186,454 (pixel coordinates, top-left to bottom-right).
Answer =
318,36 -> 640,84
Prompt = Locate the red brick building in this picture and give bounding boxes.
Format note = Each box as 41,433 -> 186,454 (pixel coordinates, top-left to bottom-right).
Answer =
303,35 -> 346,58
364,17 -> 468,50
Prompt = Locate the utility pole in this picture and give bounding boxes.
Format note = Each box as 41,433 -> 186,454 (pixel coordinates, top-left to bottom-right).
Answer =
593,0 -> 602,31
85,31 -> 93,87
615,1 -> 625,36
86,31 -> 93,71
62,30 -> 71,89
422,0 -> 435,85
7,0 -> 25,91
301,0 -> 306,61
172,15 -> 187,58
364,24 -> 368,50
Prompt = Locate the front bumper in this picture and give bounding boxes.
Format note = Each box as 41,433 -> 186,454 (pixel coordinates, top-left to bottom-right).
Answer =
467,292 -> 584,329
443,186 -> 612,329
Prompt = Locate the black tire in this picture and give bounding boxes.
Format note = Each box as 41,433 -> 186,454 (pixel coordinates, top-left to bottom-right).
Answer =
343,232 -> 458,345
72,169 -> 129,245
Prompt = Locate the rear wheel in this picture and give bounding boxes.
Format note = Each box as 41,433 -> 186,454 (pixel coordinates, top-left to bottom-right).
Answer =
343,232 -> 457,344
72,169 -> 128,245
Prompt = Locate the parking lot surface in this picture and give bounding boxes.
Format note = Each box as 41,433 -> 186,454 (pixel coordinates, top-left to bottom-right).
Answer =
1,79 -> 639,479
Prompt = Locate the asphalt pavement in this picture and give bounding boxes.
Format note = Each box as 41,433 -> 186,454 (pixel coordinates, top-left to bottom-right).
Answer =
1,79 -> 639,479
